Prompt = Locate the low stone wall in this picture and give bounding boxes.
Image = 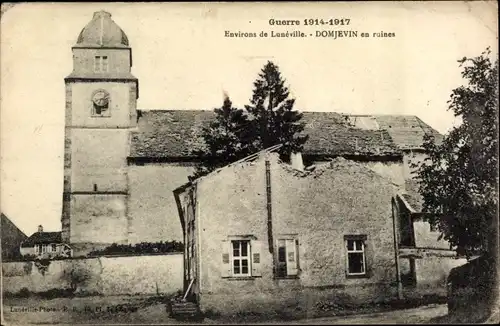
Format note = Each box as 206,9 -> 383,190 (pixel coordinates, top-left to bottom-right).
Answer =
399,256 -> 468,297
1,253 -> 183,296
414,257 -> 468,289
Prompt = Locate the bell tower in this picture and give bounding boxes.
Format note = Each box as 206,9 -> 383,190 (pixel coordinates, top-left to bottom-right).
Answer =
62,11 -> 139,253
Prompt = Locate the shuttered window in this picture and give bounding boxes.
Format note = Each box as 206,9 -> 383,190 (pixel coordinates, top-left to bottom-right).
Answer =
276,238 -> 299,278
221,238 -> 261,278
232,240 -> 250,276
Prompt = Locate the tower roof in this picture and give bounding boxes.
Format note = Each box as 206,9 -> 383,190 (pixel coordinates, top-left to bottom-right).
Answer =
75,11 -> 129,48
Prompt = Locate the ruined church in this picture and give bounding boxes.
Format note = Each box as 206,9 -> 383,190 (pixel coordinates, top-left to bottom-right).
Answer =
62,11 -> 442,254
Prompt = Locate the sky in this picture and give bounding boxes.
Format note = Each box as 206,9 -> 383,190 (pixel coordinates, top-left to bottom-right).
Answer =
1,2 -> 498,236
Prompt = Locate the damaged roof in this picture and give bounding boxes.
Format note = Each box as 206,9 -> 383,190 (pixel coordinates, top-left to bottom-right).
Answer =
301,112 -> 398,157
348,114 -> 443,150
130,110 -> 214,158
130,110 -> 441,159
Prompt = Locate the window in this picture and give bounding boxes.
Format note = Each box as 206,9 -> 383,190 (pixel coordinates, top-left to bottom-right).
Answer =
102,56 -> 108,71
276,237 -> 299,278
232,240 -> 250,276
52,244 -> 57,252
94,56 -> 109,72
345,235 -> 367,277
221,237 -> 261,278
35,244 -> 41,254
94,56 -> 100,72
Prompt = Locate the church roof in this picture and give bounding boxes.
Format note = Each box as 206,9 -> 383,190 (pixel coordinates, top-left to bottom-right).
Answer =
129,110 -> 441,160
74,11 -> 129,48
362,115 -> 443,150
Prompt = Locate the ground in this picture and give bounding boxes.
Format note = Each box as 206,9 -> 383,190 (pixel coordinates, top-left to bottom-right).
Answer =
2,295 -> 181,325
2,295 -> 456,325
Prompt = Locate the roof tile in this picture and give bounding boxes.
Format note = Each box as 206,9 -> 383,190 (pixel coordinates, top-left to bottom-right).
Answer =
21,232 -> 62,248
129,110 -> 440,159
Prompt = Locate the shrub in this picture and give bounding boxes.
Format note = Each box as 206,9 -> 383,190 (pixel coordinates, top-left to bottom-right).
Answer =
88,241 -> 184,256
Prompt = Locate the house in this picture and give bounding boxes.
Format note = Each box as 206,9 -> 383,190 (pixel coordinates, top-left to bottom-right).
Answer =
174,145 -> 408,315
20,225 -> 72,259
392,181 -> 468,296
1,213 -> 27,261
61,11 -> 444,255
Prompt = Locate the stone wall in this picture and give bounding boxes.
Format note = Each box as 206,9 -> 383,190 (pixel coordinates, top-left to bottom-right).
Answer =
1,254 -> 183,296
414,257 -> 468,290
413,220 -> 450,249
402,151 -> 428,180
312,159 -> 405,186
128,163 -> 195,243
68,82 -> 135,128
63,80 -> 137,247
399,256 -> 468,298
72,48 -> 131,77
70,194 -> 128,246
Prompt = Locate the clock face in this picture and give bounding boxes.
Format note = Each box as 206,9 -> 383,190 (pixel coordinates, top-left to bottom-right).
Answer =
92,90 -> 110,107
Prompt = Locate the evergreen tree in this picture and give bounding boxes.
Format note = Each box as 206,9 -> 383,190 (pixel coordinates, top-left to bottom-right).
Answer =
190,95 -> 254,179
245,61 -> 308,159
191,61 -> 308,179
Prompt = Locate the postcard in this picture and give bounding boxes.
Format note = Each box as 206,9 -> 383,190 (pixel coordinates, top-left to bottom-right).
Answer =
1,2 -> 498,325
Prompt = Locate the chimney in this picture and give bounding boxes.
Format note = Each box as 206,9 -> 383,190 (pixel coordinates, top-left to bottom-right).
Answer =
38,225 -> 43,233
290,152 -> 304,171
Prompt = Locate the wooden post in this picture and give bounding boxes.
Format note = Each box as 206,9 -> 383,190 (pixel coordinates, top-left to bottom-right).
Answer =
182,278 -> 194,301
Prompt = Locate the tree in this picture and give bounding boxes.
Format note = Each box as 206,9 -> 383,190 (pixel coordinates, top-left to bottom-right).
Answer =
191,61 -> 308,179
413,47 -> 499,316
190,95 -> 255,179
245,61 -> 308,158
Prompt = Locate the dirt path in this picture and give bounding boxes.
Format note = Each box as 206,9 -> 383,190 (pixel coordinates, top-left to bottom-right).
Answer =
283,304 -> 448,324
2,296 -> 449,325
2,295 -> 182,325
